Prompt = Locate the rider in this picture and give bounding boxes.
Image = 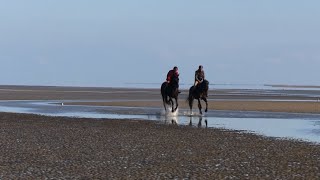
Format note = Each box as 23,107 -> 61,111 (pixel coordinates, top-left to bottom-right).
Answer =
194,65 -> 205,86
166,66 -> 181,93
194,65 -> 208,97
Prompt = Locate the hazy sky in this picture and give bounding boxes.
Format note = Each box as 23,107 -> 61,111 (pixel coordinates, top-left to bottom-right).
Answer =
1,1 -> 320,87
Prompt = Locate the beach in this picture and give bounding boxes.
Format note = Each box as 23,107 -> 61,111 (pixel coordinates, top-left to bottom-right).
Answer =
4,0 -> 320,178
1,85 -> 320,113
0,85 -> 320,178
1,112 -> 320,179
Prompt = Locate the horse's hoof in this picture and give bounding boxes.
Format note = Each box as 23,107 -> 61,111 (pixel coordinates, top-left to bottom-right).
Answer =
205,109 -> 208,113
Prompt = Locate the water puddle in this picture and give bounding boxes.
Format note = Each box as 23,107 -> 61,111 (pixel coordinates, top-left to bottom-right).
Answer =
0,101 -> 319,143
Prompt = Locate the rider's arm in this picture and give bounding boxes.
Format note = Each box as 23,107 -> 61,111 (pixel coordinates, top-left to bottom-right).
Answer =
195,72 -> 199,81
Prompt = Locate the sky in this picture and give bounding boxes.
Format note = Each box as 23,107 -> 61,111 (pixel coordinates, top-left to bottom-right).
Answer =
0,0 -> 320,87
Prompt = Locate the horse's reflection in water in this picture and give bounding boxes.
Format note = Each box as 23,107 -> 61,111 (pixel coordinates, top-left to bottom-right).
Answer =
189,116 -> 208,128
164,115 -> 178,125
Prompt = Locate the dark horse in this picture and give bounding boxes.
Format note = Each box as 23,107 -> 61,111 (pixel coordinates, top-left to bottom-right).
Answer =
161,77 -> 179,112
187,80 -> 209,114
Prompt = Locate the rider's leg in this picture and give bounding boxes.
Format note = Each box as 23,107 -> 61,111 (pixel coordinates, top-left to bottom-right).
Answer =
177,84 -> 181,94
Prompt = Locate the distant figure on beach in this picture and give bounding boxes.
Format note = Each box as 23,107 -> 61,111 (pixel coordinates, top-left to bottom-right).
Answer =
194,65 -> 205,86
166,66 -> 180,93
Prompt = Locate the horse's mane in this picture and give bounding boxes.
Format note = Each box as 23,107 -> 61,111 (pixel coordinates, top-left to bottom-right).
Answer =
195,80 -> 209,93
167,77 -> 179,92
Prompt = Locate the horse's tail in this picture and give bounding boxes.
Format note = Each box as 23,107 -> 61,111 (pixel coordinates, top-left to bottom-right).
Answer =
187,86 -> 195,109
204,80 -> 209,96
163,94 -> 170,105
161,82 -> 170,105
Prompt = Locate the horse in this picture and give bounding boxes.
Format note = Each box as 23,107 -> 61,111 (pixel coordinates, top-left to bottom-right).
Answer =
187,80 -> 209,115
161,77 -> 179,113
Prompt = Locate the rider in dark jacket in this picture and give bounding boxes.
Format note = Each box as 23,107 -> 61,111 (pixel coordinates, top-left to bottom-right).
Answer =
194,65 -> 208,97
194,65 -> 205,86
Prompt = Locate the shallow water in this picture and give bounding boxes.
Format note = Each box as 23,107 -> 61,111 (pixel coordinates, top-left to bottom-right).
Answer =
0,100 -> 320,143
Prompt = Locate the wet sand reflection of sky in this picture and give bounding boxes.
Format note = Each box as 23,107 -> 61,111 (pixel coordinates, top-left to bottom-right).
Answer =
0,100 -> 320,144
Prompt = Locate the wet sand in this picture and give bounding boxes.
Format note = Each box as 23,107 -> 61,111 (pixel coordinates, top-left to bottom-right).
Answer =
1,112 -> 320,179
1,85 -> 320,114
1,85 -> 320,178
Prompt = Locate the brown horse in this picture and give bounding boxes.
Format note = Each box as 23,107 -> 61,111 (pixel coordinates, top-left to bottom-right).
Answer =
161,77 -> 179,112
187,80 -> 209,114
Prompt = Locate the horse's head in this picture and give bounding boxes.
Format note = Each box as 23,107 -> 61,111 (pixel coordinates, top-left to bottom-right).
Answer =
169,77 -> 179,89
172,77 -> 179,85
203,80 -> 209,89
166,77 -> 179,97
196,80 -> 209,94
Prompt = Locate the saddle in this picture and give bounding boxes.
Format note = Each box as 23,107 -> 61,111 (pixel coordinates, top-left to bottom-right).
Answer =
166,77 -> 179,94
194,80 -> 209,97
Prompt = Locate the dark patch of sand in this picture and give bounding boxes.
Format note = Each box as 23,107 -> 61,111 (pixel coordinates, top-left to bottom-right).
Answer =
0,112 -> 320,179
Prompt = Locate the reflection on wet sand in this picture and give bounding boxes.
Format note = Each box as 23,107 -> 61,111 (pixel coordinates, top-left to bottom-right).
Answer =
163,115 -> 179,125
162,112 -> 209,128
1,100 -> 320,143
162,108 -> 179,125
188,116 -> 208,128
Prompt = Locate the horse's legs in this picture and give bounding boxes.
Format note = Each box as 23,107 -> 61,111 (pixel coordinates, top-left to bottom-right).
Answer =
173,97 -> 178,112
188,97 -> 194,114
202,97 -> 208,112
162,96 -> 167,111
169,97 -> 174,112
198,98 -> 202,114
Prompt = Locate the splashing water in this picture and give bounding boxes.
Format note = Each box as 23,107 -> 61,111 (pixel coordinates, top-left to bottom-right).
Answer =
161,108 -> 179,124
161,108 -> 179,117
182,110 -> 203,117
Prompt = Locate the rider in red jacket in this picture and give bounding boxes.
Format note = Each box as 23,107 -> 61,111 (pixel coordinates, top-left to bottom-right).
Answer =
166,66 -> 179,83
166,66 -> 180,93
